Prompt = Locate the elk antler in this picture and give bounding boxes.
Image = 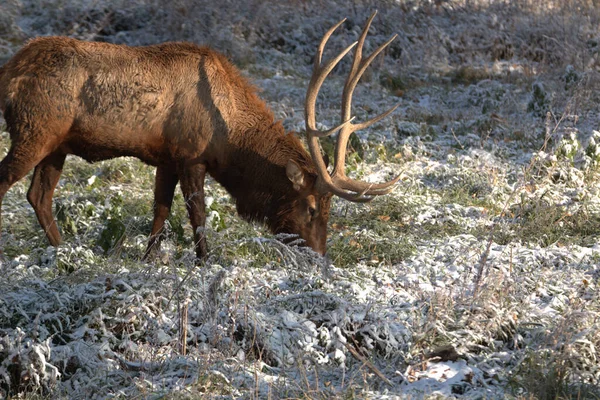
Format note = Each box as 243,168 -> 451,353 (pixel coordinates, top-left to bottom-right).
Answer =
305,11 -> 400,202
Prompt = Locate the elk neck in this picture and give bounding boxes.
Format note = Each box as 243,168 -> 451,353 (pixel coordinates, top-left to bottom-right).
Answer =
207,114 -> 316,231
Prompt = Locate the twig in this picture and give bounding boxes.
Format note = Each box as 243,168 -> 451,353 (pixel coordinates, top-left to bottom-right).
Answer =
450,128 -> 465,150
179,298 -> 190,356
473,232 -> 493,292
113,353 -> 163,372
343,341 -> 392,386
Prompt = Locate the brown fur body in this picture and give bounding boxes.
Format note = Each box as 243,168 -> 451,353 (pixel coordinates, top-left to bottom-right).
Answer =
0,37 -> 331,258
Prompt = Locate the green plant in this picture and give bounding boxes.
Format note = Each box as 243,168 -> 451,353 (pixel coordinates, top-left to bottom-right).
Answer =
97,194 -> 127,252
563,64 -> 580,91
527,82 -> 550,118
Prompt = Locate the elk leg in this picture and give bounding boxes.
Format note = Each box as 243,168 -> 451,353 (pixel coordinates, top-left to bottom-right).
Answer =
0,144 -> 53,248
178,164 -> 208,260
143,166 -> 179,260
27,151 -> 67,246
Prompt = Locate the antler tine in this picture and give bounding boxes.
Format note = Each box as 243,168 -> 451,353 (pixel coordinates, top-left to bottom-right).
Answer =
329,172 -> 402,202
352,103 -> 400,132
334,172 -> 402,196
305,40 -> 357,132
344,34 -> 398,116
341,11 -> 377,123
314,19 -> 347,71
309,116 -> 355,138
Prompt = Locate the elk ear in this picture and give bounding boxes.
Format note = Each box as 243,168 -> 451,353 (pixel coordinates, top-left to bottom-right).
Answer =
323,153 -> 330,169
286,160 -> 305,191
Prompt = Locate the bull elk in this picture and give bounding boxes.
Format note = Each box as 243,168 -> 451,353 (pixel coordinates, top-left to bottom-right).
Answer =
0,12 -> 399,259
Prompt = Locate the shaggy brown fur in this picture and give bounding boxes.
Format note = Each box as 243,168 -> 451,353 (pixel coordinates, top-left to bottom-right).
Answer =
0,37 -> 331,258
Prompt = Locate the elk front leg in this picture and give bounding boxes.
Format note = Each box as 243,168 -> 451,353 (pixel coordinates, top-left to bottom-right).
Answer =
143,166 -> 179,260
27,151 -> 67,246
178,164 -> 208,260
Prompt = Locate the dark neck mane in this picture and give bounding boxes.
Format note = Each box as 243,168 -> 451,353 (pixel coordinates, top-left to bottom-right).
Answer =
208,117 -> 314,231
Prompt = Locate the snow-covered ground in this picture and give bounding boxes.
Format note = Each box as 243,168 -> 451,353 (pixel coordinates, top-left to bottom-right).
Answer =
1,1 -> 600,398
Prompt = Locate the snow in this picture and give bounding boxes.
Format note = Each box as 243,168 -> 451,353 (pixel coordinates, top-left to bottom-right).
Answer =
1,0 -> 600,398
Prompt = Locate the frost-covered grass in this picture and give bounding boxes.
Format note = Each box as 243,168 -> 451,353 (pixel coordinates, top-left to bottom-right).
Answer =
2,0 -> 600,399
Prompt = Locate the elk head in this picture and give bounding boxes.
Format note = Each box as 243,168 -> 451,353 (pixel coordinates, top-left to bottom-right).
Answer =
276,158 -> 333,255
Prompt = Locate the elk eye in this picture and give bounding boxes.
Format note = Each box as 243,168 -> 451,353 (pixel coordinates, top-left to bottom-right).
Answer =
308,206 -> 316,218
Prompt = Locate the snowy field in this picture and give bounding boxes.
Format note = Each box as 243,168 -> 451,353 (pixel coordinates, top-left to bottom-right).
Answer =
1,0 -> 600,398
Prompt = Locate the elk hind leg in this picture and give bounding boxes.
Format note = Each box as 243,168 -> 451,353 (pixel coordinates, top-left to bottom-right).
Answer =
0,142 -> 55,248
27,151 -> 67,246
